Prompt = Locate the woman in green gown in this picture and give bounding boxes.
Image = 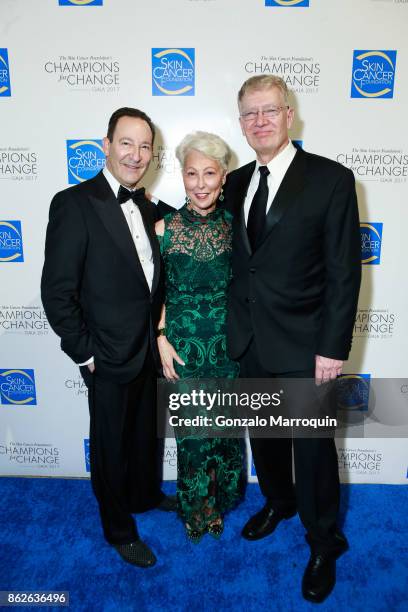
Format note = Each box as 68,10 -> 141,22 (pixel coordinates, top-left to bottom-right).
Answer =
155,131 -> 243,542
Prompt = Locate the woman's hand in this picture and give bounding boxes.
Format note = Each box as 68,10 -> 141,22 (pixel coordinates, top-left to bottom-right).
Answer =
158,336 -> 185,381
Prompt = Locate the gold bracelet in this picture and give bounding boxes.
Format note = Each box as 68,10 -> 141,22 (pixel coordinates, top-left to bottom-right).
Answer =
157,328 -> 167,337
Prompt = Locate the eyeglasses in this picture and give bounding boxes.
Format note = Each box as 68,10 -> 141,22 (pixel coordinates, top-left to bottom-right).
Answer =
240,106 -> 289,122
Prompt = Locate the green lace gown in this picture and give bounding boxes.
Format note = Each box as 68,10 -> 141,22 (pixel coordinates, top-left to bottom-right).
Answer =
159,204 -> 243,530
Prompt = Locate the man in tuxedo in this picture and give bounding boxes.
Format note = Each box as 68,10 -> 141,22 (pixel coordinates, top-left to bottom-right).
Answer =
41,107 -> 175,568
224,76 -> 361,602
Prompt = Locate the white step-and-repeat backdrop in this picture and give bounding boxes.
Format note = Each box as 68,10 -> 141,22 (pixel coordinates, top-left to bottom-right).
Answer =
1,0 -> 407,484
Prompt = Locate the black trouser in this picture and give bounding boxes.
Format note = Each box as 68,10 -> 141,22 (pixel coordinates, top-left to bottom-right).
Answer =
239,339 -> 347,556
80,350 -> 164,545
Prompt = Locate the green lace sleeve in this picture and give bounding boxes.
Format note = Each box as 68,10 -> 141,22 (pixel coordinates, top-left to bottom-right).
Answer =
157,232 -> 164,254
157,212 -> 175,254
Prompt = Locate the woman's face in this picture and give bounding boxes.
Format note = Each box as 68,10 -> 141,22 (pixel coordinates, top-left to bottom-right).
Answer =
182,149 -> 225,215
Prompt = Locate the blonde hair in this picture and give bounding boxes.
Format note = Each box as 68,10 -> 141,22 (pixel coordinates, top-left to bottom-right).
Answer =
238,75 -> 290,107
176,131 -> 231,171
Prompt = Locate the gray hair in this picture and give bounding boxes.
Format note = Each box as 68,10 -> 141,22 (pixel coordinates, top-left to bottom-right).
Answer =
238,75 -> 290,107
176,131 -> 231,171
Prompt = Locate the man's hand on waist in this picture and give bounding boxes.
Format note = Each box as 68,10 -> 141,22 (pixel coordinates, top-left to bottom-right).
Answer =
77,356 -> 95,373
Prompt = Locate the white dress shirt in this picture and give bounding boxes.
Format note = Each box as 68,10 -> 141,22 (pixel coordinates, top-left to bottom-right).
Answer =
102,167 -> 154,291
244,140 -> 297,224
78,168 -> 154,366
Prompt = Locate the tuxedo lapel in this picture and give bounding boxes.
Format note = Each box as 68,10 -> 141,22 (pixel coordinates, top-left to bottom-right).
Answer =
88,172 -> 150,289
137,200 -> 161,295
231,162 -> 255,256
257,149 -> 307,248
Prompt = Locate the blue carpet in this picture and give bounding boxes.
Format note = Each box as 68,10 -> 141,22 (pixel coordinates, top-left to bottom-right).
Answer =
0,478 -> 407,611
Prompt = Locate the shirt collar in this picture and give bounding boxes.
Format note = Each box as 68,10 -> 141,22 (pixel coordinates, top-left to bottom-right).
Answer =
255,140 -> 297,176
103,167 -> 122,198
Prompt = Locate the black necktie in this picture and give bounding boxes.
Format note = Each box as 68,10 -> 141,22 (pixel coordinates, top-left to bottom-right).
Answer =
117,185 -> 146,206
247,165 -> 270,251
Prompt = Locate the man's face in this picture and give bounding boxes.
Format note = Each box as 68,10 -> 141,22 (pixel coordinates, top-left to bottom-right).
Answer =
239,86 -> 294,162
103,116 -> 153,188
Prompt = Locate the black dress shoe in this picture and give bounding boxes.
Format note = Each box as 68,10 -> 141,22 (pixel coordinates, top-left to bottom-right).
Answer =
302,554 -> 336,603
241,505 -> 296,541
113,540 -> 157,568
157,495 -> 178,512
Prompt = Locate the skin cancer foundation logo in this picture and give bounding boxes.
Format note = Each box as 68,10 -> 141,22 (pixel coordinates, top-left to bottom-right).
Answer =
66,139 -> 105,184
351,50 -> 397,99
0,369 -> 37,405
152,48 -> 195,96
266,0 -> 310,6
84,439 -> 90,472
336,374 -> 371,412
59,0 -> 103,6
0,221 -> 24,263
360,222 -> 383,265
0,49 -> 11,97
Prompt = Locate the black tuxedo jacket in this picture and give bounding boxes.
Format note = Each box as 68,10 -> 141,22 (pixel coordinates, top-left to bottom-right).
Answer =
224,147 -> 361,373
41,171 -> 173,383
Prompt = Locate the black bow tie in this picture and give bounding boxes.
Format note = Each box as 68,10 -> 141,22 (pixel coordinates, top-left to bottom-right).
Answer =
117,185 -> 146,206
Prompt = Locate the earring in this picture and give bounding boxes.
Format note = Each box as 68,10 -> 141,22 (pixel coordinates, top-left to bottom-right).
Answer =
185,195 -> 191,205
218,187 -> 224,202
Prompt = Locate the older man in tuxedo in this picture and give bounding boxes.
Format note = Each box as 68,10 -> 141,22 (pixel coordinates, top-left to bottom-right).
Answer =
224,76 -> 361,602
41,107 -> 174,568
